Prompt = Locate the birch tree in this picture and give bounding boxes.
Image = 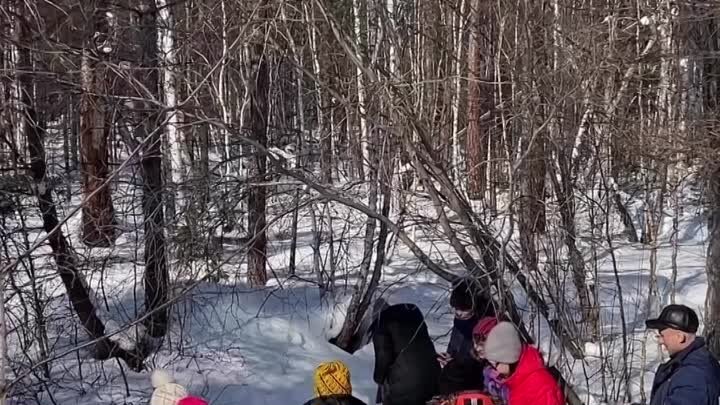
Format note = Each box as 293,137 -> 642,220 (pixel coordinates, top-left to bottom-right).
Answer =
156,0 -> 190,222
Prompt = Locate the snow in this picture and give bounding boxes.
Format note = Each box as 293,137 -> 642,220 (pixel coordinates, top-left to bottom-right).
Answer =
2,137 -> 714,405
10,209 -> 709,405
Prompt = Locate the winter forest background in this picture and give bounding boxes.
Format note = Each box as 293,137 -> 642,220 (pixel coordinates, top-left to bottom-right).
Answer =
1,0 -> 720,404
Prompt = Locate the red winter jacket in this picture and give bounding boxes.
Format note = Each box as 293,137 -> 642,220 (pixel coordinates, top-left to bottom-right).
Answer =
504,345 -> 564,405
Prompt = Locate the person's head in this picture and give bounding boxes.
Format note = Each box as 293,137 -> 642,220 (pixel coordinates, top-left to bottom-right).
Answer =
483,322 -> 522,376
150,370 -> 209,405
450,279 -> 490,319
646,304 -> 699,356
313,360 -> 352,397
472,317 -> 499,360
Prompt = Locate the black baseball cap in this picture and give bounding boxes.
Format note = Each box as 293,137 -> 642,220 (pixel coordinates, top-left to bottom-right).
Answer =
645,304 -> 699,333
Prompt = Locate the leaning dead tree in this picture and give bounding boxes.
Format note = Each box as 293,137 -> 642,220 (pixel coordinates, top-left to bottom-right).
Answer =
16,19 -> 143,370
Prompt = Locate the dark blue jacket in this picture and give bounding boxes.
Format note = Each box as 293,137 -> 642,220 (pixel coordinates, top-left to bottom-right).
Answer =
650,337 -> 720,405
447,316 -> 478,362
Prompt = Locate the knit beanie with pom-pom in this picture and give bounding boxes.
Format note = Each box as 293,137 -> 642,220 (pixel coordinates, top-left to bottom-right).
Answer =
150,369 -> 189,405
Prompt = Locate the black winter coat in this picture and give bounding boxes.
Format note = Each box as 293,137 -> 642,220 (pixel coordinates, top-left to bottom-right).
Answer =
446,295 -> 494,362
303,395 -> 368,405
372,303 -> 441,405
438,357 -> 486,395
650,337 -> 720,405
446,316 -> 478,362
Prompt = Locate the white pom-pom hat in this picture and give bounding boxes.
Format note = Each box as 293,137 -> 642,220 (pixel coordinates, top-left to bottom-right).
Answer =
150,369 -> 189,405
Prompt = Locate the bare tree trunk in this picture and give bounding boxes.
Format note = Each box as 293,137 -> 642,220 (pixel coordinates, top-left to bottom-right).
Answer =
701,11 -> 720,359
334,137 -> 390,350
518,129 -> 546,276
19,35 -> 142,369
80,50 -> 117,247
282,5 -> 304,276
351,0 -> 369,180
465,0 -> 488,199
0,270 -> 7,405
247,42 -> 269,287
305,3 -> 327,283
706,165 -> 720,357
451,0 -> 466,182
670,186 -> 679,303
550,151 -> 596,332
136,1 -> 169,352
156,0 -> 189,223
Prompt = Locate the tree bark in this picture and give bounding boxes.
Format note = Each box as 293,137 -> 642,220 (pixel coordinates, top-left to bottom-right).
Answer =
156,0 -> 189,223
136,1 -> 169,349
0,269 -> 7,404
706,168 -> 720,357
80,50 -> 116,247
701,11 -> 720,359
465,0 -> 489,199
247,43 -> 269,287
351,0 -> 369,181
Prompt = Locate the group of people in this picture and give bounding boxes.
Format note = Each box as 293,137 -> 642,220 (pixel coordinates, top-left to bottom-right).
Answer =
300,280 -> 564,405
148,279 -> 720,405
301,280 -> 720,405
366,279 -> 564,405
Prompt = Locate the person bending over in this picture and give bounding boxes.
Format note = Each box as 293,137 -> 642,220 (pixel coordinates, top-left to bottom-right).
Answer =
373,303 -> 440,405
482,322 -> 563,405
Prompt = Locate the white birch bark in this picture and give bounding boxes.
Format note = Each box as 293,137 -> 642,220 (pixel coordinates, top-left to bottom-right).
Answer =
387,0 -> 397,76
451,0 -> 466,182
352,0 -> 370,176
219,0 -> 231,176
10,7 -> 24,159
156,0 -> 189,211
304,3 -> 327,280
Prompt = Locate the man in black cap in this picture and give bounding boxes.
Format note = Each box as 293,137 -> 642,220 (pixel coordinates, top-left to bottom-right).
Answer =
645,304 -> 720,405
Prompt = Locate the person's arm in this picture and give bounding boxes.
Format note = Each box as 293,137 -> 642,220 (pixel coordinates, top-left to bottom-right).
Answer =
446,327 -> 459,357
665,366 -> 712,405
373,323 -> 394,385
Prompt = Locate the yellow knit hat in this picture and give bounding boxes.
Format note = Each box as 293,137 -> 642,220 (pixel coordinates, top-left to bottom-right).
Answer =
313,360 -> 352,396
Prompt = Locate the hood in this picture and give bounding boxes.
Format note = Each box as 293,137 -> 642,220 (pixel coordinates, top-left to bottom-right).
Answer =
504,345 -> 546,389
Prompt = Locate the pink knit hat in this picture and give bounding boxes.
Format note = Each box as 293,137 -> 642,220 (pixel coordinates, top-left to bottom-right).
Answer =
178,396 -> 209,405
473,317 -> 499,338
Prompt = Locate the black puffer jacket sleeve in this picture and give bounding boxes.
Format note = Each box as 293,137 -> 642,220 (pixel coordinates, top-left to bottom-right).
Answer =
371,303 -> 440,405
373,319 -> 394,385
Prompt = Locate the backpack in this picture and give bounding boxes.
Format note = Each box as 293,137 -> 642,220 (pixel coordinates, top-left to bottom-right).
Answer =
427,391 -> 497,405
453,391 -> 496,405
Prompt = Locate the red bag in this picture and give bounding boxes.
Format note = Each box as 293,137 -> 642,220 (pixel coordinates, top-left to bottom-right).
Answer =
452,391 -> 495,405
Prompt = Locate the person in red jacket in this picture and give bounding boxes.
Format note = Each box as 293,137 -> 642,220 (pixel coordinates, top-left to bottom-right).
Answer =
482,322 -> 563,405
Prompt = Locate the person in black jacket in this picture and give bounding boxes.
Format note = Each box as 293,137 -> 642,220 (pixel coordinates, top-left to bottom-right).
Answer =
439,279 -> 495,366
436,279 -> 494,395
303,361 -> 368,405
372,303 -> 440,405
